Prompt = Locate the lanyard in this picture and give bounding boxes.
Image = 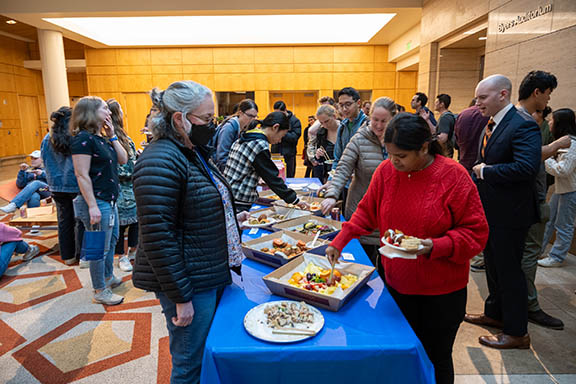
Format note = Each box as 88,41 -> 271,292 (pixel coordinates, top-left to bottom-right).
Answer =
196,151 -> 217,185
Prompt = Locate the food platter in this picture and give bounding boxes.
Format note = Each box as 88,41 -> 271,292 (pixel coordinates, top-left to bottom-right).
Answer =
242,213 -> 278,228
242,218 -> 277,228
244,300 -> 324,343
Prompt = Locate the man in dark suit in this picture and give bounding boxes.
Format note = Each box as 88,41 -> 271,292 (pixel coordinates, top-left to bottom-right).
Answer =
464,75 -> 541,349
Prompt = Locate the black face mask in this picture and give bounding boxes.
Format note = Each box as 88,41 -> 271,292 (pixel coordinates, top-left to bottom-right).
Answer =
187,119 -> 216,147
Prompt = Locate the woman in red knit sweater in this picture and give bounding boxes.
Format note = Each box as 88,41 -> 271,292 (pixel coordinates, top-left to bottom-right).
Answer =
326,113 -> 489,384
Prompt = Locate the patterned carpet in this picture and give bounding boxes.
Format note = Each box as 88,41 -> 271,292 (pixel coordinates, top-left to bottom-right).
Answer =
0,224 -> 172,384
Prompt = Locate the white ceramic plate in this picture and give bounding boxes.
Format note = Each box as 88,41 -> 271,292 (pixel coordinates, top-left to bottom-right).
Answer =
244,300 -> 324,343
242,218 -> 277,228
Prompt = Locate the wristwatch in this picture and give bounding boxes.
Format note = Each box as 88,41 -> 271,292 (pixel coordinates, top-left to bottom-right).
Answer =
109,136 -> 118,142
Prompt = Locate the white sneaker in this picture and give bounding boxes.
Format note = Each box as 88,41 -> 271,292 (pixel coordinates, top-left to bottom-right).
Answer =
22,245 -> 40,261
79,259 -> 90,269
93,288 -> 124,305
118,256 -> 133,272
106,275 -> 123,289
538,257 -> 564,268
0,203 -> 17,213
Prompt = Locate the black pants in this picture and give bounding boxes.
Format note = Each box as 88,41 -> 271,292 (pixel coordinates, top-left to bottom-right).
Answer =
284,155 -> 296,178
304,165 -> 313,178
115,223 -> 139,255
484,225 -> 529,336
52,192 -> 85,261
387,285 -> 467,384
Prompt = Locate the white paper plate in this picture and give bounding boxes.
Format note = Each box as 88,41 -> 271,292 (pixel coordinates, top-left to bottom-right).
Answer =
381,236 -> 423,252
242,218 -> 277,228
244,300 -> 324,343
379,245 -> 418,260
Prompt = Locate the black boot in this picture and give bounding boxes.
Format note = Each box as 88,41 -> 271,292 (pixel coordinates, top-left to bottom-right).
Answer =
528,309 -> 564,330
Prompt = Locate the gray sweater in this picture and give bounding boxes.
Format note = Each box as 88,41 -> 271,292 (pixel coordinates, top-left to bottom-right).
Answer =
325,124 -> 388,245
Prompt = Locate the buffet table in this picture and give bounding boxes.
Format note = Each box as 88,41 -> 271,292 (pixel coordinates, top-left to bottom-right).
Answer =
200,209 -> 435,384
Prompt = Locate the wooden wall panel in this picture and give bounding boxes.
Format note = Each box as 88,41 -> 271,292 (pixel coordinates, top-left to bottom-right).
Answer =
87,66 -> 118,75
397,71 -> 418,89
15,75 -> 37,96
254,47 -> 294,63
151,65 -> 182,74
334,46 -> 374,63
373,72 -> 397,89
255,64 -> 294,73
182,74 -> 215,89
293,47 -> 333,63
150,48 -> 183,65
294,64 -> 333,73
88,75 -> 120,93
214,73 -> 255,91
0,73 -> 16,92
117,66 -> 152,75
182,64 -> 214,74
116,49 -> 151,66
213,64 -> 254,73
118,74 -> 153,92
86,49 -> 117,66
213,48 -> 254,64
182,48 -> 213,64
374,46 -> 389,63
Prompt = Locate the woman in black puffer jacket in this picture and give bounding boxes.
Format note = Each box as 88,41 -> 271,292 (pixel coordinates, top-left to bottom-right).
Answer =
132,80 -> 248,384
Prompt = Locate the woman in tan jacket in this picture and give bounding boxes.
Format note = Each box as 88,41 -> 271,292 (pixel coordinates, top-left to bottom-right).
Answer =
321,97 -> 396,270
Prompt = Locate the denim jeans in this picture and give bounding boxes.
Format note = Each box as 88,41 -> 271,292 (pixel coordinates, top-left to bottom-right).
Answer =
74,196 -> 119,290
156,287 -> 224,384
542,191 -> 576,262
12,180 -> 51,208
0,241 -> 28,276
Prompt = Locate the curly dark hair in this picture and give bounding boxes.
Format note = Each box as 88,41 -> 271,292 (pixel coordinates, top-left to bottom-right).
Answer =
49,106 -> 73,155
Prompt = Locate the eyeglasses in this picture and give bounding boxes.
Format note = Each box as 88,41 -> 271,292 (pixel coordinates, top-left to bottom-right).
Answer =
189,113 -> 216,125
338,102 -> 357,110
243,111 -> 258,119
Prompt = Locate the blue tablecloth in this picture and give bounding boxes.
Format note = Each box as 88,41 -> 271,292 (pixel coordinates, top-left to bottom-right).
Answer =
200,226 -> 435,383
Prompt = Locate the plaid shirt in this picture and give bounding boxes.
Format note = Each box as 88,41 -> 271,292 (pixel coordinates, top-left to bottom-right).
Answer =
224,136 -> 269,205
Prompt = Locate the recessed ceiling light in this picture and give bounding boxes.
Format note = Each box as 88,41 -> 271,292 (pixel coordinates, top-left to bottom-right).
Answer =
43,14 -> 396,46
478,36 -> 487,40
6,20 -> 17,25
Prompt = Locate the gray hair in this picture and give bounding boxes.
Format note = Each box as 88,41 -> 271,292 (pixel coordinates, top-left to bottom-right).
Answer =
316,104 -> 337,118
371,97 -> 397,116
149,80 -> 212,141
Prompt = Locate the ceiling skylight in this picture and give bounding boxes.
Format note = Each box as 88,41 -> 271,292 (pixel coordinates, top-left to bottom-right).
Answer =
43,14 -> 396,46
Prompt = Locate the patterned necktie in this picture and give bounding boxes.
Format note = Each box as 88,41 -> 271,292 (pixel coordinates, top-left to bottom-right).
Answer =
481,118 -> 496,158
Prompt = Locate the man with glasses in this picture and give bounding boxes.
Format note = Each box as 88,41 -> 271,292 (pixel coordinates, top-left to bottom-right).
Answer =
319,87 -> 368,209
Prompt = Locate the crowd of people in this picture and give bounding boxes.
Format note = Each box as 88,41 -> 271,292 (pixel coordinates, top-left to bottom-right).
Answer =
0,68 -> 574,384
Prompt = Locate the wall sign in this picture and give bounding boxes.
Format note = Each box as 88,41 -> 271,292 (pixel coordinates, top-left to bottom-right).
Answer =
498,4 -> 553,33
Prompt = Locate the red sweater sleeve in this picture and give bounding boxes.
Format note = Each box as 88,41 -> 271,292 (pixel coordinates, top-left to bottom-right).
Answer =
430,172 -> 489,264
331,163 -> 383,251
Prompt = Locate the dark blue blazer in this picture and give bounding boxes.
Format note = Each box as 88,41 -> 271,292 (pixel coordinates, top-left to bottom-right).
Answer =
474,106 -> 541,228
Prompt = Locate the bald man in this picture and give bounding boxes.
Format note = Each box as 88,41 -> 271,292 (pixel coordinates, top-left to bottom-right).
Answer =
464,75 -> 541,349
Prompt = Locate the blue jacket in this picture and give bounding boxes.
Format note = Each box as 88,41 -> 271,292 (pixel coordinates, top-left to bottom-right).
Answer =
332,110 -> 368,173
211,117 -> 241,171
16,168 -> 47,188
41,133 -> 79,193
